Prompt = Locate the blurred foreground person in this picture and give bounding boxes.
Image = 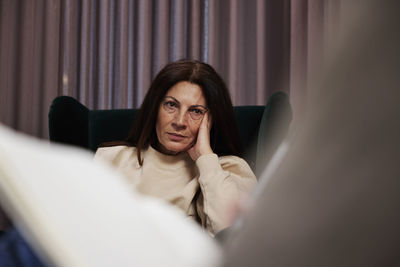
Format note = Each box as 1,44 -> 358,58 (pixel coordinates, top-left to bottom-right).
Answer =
223,0 -> 400,266
0,123 -> 222,267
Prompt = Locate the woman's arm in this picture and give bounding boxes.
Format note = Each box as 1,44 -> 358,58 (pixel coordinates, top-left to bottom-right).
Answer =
187,111 -> 257,235
195,154 -> 257,236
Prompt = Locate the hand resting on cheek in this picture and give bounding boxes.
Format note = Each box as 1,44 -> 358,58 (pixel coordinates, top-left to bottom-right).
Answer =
188,113 -> 213,161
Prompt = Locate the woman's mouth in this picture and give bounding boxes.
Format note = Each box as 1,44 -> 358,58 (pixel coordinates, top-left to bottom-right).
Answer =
167,133 -> 186,141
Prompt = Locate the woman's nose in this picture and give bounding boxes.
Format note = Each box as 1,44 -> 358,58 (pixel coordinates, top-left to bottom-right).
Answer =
172,110 -> 188,128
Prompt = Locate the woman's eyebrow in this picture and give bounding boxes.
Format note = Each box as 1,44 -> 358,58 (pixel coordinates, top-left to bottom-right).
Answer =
164,96 -> 207,109
190,104 -> 207,109
164,96 -> 179,103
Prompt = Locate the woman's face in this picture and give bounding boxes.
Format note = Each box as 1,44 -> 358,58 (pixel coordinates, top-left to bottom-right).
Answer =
155,81 -> 207,154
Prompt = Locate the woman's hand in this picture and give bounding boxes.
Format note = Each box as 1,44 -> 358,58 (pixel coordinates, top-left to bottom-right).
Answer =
188,112 -> 213,161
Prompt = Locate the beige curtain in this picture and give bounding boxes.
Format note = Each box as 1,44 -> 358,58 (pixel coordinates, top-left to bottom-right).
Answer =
0,0 -> 341,139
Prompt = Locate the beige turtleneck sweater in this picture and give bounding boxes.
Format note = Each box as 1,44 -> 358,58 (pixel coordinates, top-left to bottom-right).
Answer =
94,145 -> 257,235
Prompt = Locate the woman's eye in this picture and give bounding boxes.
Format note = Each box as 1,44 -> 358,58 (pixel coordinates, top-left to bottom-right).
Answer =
162,101 -> 178,112
191,108 -> 203,115
166,101 -> 177,108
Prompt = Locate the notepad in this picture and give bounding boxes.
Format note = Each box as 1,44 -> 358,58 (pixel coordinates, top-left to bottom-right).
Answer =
0,124 -> 221,267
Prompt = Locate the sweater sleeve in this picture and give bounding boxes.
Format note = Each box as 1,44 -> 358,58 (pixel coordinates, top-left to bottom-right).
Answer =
195,154 -> 257,235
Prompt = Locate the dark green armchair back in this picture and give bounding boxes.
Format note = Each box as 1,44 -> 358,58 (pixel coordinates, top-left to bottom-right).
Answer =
48,92 -> 292,176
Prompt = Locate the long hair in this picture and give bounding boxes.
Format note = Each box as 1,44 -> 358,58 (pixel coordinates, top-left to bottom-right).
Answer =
124,59 -> 243,165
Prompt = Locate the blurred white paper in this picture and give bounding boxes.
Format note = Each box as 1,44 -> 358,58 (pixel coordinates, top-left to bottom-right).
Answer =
0,124 -> 221,267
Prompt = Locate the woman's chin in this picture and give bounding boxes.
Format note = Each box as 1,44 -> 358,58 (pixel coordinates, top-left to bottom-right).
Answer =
158,142 -> 190,155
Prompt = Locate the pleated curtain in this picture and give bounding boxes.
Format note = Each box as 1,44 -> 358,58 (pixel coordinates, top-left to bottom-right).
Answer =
0,0 -> 341,139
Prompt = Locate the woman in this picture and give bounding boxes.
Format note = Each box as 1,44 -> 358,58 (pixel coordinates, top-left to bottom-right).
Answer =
95,59 -> 257,236
0,59 -> 255,266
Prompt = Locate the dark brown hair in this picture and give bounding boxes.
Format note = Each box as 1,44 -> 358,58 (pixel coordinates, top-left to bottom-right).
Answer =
108,59 -> 243,165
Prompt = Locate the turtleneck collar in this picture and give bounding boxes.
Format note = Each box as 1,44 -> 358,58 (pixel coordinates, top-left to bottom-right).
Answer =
143,145 -> 193,170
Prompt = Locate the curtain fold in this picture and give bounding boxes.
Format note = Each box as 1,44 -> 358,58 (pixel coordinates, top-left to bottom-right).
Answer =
0,0 -> 341,139
0,0 -> 61,138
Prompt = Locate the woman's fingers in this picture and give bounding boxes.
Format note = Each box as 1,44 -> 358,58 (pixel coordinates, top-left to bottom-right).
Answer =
199,113 -> 211,141
201,112 -> 211,132
206,112 -> 212,130
187,112 -> 213,161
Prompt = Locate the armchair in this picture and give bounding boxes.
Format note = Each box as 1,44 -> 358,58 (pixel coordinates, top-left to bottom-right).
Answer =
48,92 -> 292,176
